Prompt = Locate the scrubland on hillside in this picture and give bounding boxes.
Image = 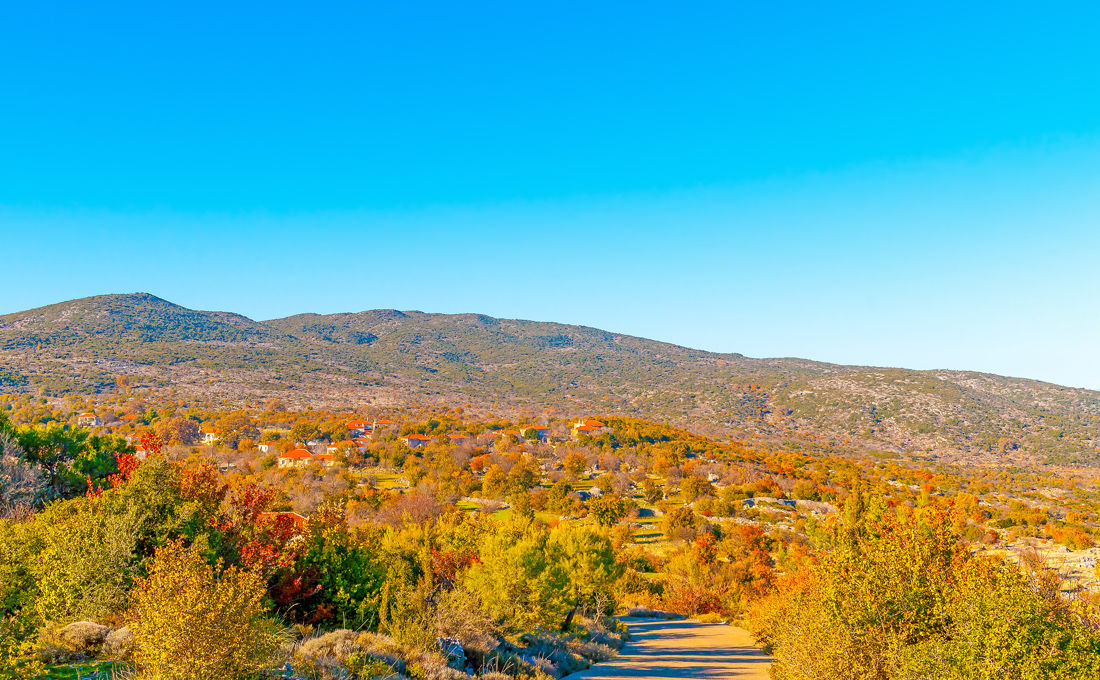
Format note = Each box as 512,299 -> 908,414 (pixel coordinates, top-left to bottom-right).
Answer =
3,293 -> 1100,468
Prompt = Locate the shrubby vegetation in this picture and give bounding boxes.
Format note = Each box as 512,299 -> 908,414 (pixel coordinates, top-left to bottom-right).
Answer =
2,397 -> 1100,678
748,498 -> 1100,679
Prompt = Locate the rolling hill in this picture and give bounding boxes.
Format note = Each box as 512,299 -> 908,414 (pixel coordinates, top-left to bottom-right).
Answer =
2,293 -> 1098,466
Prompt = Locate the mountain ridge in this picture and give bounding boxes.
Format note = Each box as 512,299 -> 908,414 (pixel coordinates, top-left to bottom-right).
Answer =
2,293 -> 1098,466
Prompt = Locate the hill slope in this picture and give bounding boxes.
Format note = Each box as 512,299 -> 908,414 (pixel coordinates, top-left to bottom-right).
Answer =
2,293 -> 1098,465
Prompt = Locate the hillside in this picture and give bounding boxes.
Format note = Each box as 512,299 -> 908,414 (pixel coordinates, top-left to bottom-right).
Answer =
2,293 -> 1099,465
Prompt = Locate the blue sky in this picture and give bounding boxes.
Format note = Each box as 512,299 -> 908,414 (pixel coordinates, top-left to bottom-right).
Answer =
2,2 -> 1100,388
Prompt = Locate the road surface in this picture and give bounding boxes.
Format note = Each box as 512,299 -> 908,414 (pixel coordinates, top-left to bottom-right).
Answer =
569,617 -> 772,680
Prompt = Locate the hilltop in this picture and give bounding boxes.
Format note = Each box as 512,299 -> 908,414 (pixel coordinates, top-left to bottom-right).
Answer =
1,293 -> 1098,466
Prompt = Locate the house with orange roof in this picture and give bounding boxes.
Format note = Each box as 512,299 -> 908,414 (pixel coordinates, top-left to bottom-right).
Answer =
201,427 -> 219,445
313,452 -> 337,468
257,511 -> 307,530
572,418 -> 609,439
447,433 -> 471,445
77,412 -> 100,427
520,425 -> 551,442
278,448 -> 315,469
399,434 -> 434,449
347,419 -> 372,434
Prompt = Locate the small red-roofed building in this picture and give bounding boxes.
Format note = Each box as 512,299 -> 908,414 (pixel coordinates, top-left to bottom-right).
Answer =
399,434 -> 434,449
447,433 -> 472,445
77,412 -> 100,427
520,425 -> 551,442
278,448 -> 314,469
201,427 -> 218,445
572,418 -> 609,439
313,452 -> 337,467
257,511 -> 307,531
347,419 -> 371,434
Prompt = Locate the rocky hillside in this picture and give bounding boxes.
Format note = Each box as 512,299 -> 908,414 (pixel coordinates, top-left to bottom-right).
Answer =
2,293 -> 1098,466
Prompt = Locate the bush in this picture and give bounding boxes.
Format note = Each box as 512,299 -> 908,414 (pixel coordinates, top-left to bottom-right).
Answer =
101,626 -> 133,661
31,498 -> 143,624
297,629 -> 361,661
0,609 -> 44,680
463,520 -> 570,631
748,508 -> 1100,680
55,620 -> 111,654
128,540 -> 282,680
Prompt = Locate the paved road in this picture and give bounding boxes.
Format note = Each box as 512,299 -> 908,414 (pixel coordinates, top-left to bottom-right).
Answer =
569,618 -> 772,680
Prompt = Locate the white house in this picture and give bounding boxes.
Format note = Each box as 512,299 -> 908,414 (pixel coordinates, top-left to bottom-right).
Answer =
277,448 -> 314,469
399,434 -> 434,449
77,412 -> 101,427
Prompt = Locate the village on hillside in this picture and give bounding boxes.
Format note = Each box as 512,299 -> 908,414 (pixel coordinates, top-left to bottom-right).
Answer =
37,403 -> 1100,596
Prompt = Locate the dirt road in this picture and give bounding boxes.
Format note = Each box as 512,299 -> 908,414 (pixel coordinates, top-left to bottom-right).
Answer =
568,618 -> 773,680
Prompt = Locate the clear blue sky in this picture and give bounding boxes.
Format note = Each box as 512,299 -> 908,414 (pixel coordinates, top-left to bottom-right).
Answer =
3,2 -> 1100,388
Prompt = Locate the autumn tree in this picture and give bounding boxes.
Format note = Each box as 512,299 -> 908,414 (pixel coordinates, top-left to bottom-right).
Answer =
661,505 -> 699,542
289,421 -> 321,444
463,519 -> 570,630
154,415 -> 200,446
214,413 -> 259,450
547,479 -> 575,514
642,478 -> 663,504
481,464 -> 508,498
680,475 -> 714,501
129,540 -> 280,680
564,450 -> 588,478
589,494 -> 632,527
548,526 -> 620,630
30,496 -> 143,623
790,479 -> 819,501
749,507 -> 1100,680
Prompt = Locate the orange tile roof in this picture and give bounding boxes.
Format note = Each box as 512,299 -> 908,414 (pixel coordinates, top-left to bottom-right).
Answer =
401,434 -> 433,441
314,453 -> 336,461
258,511 -> 306,526
280,449 -> 313,459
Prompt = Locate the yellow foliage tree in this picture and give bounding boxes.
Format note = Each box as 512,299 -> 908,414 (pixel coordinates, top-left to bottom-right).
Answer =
128,540 -> 281,680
